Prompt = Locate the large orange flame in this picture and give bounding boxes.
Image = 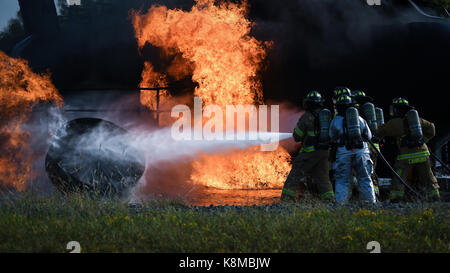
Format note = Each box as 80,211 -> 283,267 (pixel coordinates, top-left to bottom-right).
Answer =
132,0 -> 290,191
132,0 -> 269,106
191,146 -> 291,190
0,51 -> 62,190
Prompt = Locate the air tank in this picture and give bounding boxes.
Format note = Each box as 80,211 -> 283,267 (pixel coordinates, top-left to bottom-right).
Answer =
361,102 -> 378,134
406,109 -> 423,142
346,107 -> 362,142
319,108 -> 331,143
375,107 -> 385,127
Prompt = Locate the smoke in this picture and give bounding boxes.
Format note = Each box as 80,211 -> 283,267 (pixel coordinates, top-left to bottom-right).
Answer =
20,105 -> 67,193
33,90 -> 293,200
15,0 -> 444,109
126,0 -> 434,107
119,125 -> 291,199
251,0 -> 427,66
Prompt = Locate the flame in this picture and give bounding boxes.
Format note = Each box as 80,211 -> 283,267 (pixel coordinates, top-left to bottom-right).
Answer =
132,0 -> 290,190
191,146 -> 291,190
139,61 -> 172,122
132,0 -> 269,106
0,51 -> 62,190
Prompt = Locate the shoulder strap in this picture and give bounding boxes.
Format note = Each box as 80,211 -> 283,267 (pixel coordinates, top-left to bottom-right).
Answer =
340,116 -> 347,147
310,110 -> 320,133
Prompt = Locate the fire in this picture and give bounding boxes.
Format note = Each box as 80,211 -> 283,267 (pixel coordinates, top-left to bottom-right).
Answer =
139,62 -> 172,123
191,146 -> 291,190
132,0 -> 291,190
132,0 -> 269,106
0,51 -> 62,190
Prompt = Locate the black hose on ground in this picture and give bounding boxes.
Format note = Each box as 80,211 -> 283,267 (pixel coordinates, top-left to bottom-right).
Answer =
364,136 -> 425,200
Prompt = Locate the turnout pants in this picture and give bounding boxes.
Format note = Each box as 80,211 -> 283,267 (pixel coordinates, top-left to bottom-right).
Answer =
335,151 -> 376,204
390,156 -> 440,200
282,150 -> 334,200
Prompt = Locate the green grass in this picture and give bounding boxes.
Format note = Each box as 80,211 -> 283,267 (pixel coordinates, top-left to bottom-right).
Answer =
0,193 -> 448,253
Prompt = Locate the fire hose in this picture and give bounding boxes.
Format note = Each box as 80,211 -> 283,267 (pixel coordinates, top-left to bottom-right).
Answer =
430,152 -> 450,173
364,136 -> 425,200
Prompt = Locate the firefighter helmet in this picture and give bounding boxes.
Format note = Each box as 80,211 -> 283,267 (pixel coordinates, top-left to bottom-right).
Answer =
335,94 -> 353,116
390,97 -> 413,117
335,94 -> 353,105
352,90 -> 374,105
392,97 -> 410,106
305,90 -> 324,102
333,87 -> 351,98
303,90 -> 324,110
333,87 -> 351,105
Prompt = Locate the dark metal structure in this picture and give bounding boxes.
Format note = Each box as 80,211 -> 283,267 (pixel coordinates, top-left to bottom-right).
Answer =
59,87 -> 172,127
18,0 -> 59,36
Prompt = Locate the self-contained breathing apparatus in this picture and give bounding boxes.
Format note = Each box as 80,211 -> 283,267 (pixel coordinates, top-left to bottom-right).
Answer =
303,91 -> 330,151
361,102 -> 378,135
375,107 -> 385,127
317,108 -> 331,149
341,107 -> 365,150
401,109 -> 425,148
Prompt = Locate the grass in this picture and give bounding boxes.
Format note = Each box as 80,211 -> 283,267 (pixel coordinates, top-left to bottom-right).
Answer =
0,192 -> 448,253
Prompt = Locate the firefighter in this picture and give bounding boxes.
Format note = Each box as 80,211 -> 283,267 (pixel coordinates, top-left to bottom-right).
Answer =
331,87 -> 368,200
329,94 -> 376,204
281,91 -> 335,202
352,90 -> 381,198
375,98 -> 440,202
329,87 -> 353,189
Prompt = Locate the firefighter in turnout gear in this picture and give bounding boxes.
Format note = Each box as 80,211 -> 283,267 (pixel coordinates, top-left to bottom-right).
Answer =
281,91 -> 335,202
329,87 -> 353,191
375,98 -> 440,202
352,90 -> 381,198
329,94 -> 376,204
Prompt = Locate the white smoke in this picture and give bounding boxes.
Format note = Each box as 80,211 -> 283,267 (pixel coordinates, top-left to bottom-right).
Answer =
69,122 -> 292,167
34,95 -> 292,198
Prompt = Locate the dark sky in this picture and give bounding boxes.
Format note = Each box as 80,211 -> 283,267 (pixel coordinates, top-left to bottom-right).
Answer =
0,0 -> 63,31
0,0 -> 20,31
